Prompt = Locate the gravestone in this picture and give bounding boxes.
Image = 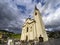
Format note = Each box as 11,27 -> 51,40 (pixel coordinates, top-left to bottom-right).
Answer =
7,39 -> 14,45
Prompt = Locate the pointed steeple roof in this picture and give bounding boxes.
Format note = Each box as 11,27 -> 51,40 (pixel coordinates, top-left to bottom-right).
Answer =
35,5 -> 38,10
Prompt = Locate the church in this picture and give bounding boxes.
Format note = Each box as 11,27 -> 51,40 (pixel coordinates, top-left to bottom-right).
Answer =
21,6 -> 48,42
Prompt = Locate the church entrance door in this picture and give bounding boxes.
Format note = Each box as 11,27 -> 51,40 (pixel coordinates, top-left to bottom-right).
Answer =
39,35 -> 43,42
26,36 -> 28,42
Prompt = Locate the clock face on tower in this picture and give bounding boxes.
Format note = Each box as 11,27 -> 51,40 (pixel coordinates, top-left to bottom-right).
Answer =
35,12 -> 37,15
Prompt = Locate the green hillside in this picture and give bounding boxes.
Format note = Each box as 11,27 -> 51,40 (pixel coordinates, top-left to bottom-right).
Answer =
0,30 -> 21,39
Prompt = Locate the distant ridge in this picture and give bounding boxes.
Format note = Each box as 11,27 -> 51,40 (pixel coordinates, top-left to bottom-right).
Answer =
0,29 -> 14,34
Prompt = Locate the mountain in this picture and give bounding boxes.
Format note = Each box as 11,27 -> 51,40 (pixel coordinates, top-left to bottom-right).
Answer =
0,27 -> 22,34
47,31 -> 60,39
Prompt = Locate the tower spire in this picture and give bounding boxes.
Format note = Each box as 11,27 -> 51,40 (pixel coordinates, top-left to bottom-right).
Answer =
35,5 -> 38,10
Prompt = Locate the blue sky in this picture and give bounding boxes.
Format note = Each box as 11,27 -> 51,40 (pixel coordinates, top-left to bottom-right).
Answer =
0,0 -> 60,33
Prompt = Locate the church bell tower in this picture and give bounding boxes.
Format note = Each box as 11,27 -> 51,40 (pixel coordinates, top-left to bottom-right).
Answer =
33,6 -> 48,42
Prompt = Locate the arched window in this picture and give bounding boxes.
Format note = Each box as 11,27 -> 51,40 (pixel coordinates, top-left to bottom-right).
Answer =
27,27 -> 28,32
30,27 -> 32,31
35,12 -> 37,15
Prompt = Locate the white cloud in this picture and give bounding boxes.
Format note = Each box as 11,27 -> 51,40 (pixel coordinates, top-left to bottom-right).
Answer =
0,0 -> 60,32
36,0 -> 60,31
43,8 -> 60,26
